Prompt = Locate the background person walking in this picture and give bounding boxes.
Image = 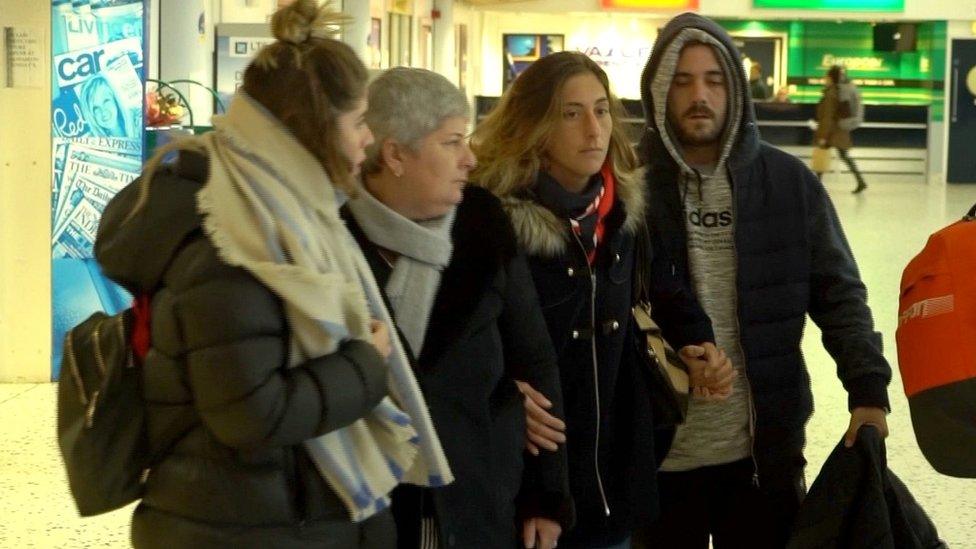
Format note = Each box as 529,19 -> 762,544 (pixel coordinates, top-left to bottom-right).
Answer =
815,64 -> 868,193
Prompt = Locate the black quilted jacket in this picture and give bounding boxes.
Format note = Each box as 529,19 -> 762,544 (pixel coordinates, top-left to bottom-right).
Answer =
95,151 -> 394,548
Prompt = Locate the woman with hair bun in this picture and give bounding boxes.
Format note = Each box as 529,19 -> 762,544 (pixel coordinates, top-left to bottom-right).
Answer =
93,1 -> 452,547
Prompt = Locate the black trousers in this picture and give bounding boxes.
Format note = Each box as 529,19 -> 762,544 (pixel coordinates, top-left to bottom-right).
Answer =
633,458 -> 803,549
817,147 -> 867,190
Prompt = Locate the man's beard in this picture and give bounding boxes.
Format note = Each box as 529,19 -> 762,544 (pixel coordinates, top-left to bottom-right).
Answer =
669,106 -> 723,147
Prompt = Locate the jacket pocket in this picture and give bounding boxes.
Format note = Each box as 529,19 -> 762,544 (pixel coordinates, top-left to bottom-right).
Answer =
607,232 -> 635,285
531,260 -> 584,310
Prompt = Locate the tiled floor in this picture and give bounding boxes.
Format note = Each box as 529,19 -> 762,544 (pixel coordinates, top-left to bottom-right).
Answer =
799,175 -> 976,547
0,383 -> 134,548
2,174 -> 975,548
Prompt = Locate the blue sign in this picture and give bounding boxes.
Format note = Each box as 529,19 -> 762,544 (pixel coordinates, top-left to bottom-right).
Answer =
50,0 -> 145,378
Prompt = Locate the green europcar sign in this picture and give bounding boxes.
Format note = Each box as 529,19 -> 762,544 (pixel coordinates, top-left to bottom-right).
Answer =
754,0 -> 903,10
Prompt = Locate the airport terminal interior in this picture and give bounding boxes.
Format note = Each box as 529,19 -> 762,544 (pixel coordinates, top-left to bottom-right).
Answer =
1,0 -> 975,547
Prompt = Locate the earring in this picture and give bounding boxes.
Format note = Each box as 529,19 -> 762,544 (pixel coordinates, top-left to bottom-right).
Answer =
393,169 -> 402,178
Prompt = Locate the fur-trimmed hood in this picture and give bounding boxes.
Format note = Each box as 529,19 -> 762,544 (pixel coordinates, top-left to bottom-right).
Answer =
499,166 -> 647,258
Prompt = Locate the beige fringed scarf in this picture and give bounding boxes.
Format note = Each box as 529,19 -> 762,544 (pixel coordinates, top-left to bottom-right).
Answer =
193,92 -> 453,521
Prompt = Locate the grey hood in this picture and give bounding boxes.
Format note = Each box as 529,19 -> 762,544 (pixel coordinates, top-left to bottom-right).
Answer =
639,13 -> 760,176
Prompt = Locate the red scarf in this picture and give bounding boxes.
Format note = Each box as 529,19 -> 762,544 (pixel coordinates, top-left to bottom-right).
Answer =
569,162 -> 616,265
131,294 -> 152,363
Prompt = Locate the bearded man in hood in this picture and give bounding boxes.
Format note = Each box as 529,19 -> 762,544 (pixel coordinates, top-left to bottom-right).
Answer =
635,13 -> 891,548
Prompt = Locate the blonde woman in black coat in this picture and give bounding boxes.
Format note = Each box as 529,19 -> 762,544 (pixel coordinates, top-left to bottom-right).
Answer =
471,52 -> 734,548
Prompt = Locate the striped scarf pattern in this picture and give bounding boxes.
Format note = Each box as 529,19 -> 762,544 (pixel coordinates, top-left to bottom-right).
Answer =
569,162 -> 617,264
195,93 -> 453,522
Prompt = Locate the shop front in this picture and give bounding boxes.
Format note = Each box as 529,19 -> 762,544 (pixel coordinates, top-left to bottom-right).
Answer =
719,18 -> 944,178
471,4 -> 947,181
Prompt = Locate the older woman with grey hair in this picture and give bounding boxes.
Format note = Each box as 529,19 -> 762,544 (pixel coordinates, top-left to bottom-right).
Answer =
342,67 -> 573,549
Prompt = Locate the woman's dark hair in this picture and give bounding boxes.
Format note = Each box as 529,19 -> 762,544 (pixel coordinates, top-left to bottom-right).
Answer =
126,0 -> 367,222
828,65 -> 845,85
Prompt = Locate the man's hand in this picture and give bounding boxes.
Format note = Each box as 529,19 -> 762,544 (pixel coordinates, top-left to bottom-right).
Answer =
515,380 -> 566,455
845,406 -> 889,448
522,517 -> 561,549
679,342 -> 736,401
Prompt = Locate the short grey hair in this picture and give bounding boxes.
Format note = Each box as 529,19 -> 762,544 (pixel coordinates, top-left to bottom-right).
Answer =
363,67 -> 470,175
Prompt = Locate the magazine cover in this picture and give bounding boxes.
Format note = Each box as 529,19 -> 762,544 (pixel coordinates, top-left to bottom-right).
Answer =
52,142 -> 140,253
50,0 -> 145,379
52,37 -> 143,139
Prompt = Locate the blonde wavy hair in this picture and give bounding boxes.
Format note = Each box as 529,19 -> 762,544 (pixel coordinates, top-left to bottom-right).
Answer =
470,51 -> 637,197
127,0 -> 366,221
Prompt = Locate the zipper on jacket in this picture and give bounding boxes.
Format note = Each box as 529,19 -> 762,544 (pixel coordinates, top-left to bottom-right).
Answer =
728,169 -> 761,489
288,451 -> 308,525
570,231 -> 611,517
746,376 -> 760,489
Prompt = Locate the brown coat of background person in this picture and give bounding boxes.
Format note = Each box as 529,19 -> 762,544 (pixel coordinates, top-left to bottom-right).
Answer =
815,65 -> 868,193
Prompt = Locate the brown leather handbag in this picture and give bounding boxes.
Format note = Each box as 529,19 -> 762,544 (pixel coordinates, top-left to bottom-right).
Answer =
632,223 -> 690,427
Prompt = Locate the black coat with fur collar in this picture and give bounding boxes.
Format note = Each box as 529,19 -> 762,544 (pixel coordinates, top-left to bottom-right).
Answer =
495,168 -> 713,547
344,186 -> 572,549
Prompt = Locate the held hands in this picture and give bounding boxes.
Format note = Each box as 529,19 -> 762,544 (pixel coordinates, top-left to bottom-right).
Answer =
368,319 -> 392,359
679,342 -> 736,401
523,517 -> 561,549
513,342 -> 739,452
515,380 -> 566,456
845,406 -> 889,448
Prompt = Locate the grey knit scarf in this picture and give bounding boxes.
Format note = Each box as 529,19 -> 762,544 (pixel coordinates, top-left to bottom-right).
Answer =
346,188 -> 455,356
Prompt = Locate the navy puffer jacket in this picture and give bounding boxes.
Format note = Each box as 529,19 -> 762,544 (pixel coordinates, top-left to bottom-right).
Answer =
640,13 -> 891,490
